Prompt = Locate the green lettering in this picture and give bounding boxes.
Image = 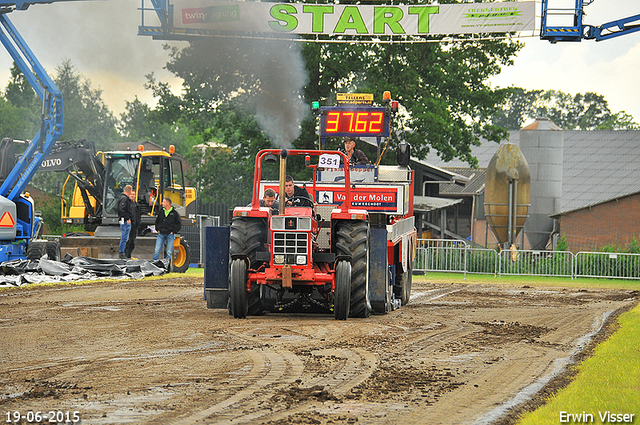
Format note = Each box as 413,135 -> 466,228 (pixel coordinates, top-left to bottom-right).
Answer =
269,4 -> 298,32
374,7 -> 405,34
303,5 -> 333,33
334,6 -> 368,34
408,5 -> 439,33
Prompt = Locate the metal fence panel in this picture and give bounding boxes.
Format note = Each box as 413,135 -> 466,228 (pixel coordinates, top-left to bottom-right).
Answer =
499,250 -> 574,277
411,241 -> 640,280
415,239 -> 468,274
575,251 -> 640,279
466,248 -> 498,275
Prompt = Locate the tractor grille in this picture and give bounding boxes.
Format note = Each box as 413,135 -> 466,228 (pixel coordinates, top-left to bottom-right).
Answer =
273,232 -> 308,264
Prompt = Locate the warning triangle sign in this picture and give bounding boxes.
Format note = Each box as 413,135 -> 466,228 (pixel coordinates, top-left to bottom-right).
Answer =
0,211 -> 15,227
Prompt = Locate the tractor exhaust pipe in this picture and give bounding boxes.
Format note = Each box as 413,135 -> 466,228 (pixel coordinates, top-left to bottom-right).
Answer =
279,149 -> 287,215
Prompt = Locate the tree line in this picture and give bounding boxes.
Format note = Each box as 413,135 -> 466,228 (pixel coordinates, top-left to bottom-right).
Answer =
1,39 -> 637,217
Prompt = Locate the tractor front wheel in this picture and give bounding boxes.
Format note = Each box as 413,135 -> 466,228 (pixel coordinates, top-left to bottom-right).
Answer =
334,260 -> 351,320
229,259 -> 248,319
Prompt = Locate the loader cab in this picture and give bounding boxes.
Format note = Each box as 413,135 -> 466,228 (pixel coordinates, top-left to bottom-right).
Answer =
103,153 -> 139,220
102,151 -> 189,224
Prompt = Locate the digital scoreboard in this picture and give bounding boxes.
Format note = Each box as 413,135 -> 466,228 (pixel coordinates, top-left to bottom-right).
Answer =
319,107 -> 390,138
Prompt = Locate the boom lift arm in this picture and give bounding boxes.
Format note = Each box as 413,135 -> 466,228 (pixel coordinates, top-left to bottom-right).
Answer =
0,1 -> 65,260
0,6 -> 64,201
541,0 -> 640,42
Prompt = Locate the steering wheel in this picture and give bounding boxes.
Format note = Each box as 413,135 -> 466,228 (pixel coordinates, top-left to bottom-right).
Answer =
288,196 -> 315,208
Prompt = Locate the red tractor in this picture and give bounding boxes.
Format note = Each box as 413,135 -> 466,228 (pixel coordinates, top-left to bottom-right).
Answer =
229,149 -> 376,319
206,93 -> 416,320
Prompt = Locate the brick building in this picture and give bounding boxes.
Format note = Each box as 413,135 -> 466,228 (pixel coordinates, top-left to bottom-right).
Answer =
551,191 -> 640,252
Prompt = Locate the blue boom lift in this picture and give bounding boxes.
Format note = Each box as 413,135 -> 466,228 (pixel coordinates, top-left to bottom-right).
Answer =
0,1 -> 65,261
541,0 -> 640,42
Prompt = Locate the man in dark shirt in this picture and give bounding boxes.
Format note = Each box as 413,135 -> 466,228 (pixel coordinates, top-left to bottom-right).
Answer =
117,185 -> 134,259
124,190 -> 141,259
153,197 -> 182,262
340,137 -> 370,166
248,188 -> 280,215
284,175 -> 313,207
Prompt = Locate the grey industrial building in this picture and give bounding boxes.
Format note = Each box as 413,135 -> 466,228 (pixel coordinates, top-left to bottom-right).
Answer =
420,119 -> 640,252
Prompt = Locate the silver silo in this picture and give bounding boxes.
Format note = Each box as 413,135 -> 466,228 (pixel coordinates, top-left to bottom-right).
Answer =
518,117 -> 564,250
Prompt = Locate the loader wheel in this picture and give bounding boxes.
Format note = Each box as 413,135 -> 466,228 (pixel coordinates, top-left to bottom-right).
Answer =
334,260 -> 351,320
395,261 -> 412,306
229,217 -> 268,269
229,259 -> 248,319
335,220 -> 371,318
172,238 -> 190,273
26,241 -> 46,261
45,240 -> 61,262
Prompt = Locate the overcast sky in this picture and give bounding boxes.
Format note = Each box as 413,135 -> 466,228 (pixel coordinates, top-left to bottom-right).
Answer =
490,0 -> 640,124
1,0 -> 638,123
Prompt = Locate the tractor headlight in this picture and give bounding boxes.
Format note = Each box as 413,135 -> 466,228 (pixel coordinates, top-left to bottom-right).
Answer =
274,255 -> 285,264
296,255 -> 307,265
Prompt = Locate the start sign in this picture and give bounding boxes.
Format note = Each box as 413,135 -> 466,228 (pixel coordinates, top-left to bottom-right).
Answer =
170,1 -> 535,38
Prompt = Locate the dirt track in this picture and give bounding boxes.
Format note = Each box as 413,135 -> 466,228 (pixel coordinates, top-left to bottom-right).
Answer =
0,276 -> 637,425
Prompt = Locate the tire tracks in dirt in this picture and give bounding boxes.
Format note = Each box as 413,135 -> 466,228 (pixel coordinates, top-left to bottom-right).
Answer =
172,328 -> 378,425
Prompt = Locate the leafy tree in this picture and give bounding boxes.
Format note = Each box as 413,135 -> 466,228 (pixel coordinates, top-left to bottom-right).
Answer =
596,111 -> 640,130
0,96 -> 38,140
493,88 -> 639,130
301,39 -> 519,166
54,59 -> 119,148
1,63 -> 42,140
143,30 -> 521,203
5,63 -> 39,111
117,85 -> 201,153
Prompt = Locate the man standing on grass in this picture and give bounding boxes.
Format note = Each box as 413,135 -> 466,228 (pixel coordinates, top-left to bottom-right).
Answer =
153,197 -> 181,264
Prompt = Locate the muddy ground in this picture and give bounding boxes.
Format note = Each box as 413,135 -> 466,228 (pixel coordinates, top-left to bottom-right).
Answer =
0,276 -> 637,425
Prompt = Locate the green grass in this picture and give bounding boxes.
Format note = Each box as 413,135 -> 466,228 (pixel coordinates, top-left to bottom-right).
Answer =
414,272 -> 640,291
516,304 -> 640,425
183,267 -> 205,277
415,272 -> 640,424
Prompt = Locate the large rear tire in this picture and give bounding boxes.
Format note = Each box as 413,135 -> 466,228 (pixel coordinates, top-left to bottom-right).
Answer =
229,259 -> 248,319
395,261 -> 413,306
26,241 -> 46,261
334,261 -> 351,320
172,238 -> 190,273
335,220 -> 371,318
45,240 -> 61,261
229,217 -> 268,268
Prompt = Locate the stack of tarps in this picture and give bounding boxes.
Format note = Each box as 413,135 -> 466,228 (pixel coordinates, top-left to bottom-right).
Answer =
0,255 -> 169,287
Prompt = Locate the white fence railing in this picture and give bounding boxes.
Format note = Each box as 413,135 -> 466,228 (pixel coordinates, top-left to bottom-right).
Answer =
574,251 -> 640,280
414,239 -> 640,280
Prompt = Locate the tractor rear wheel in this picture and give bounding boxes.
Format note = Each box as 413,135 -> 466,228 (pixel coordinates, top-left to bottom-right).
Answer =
395,261 -> 413,306
335,220 -> 371,318
229,259 -> 248,319
229,217 -> 268,268
334,260 -> 351,320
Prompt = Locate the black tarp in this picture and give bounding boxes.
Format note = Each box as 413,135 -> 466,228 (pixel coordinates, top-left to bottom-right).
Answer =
0,255 -> 169,287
